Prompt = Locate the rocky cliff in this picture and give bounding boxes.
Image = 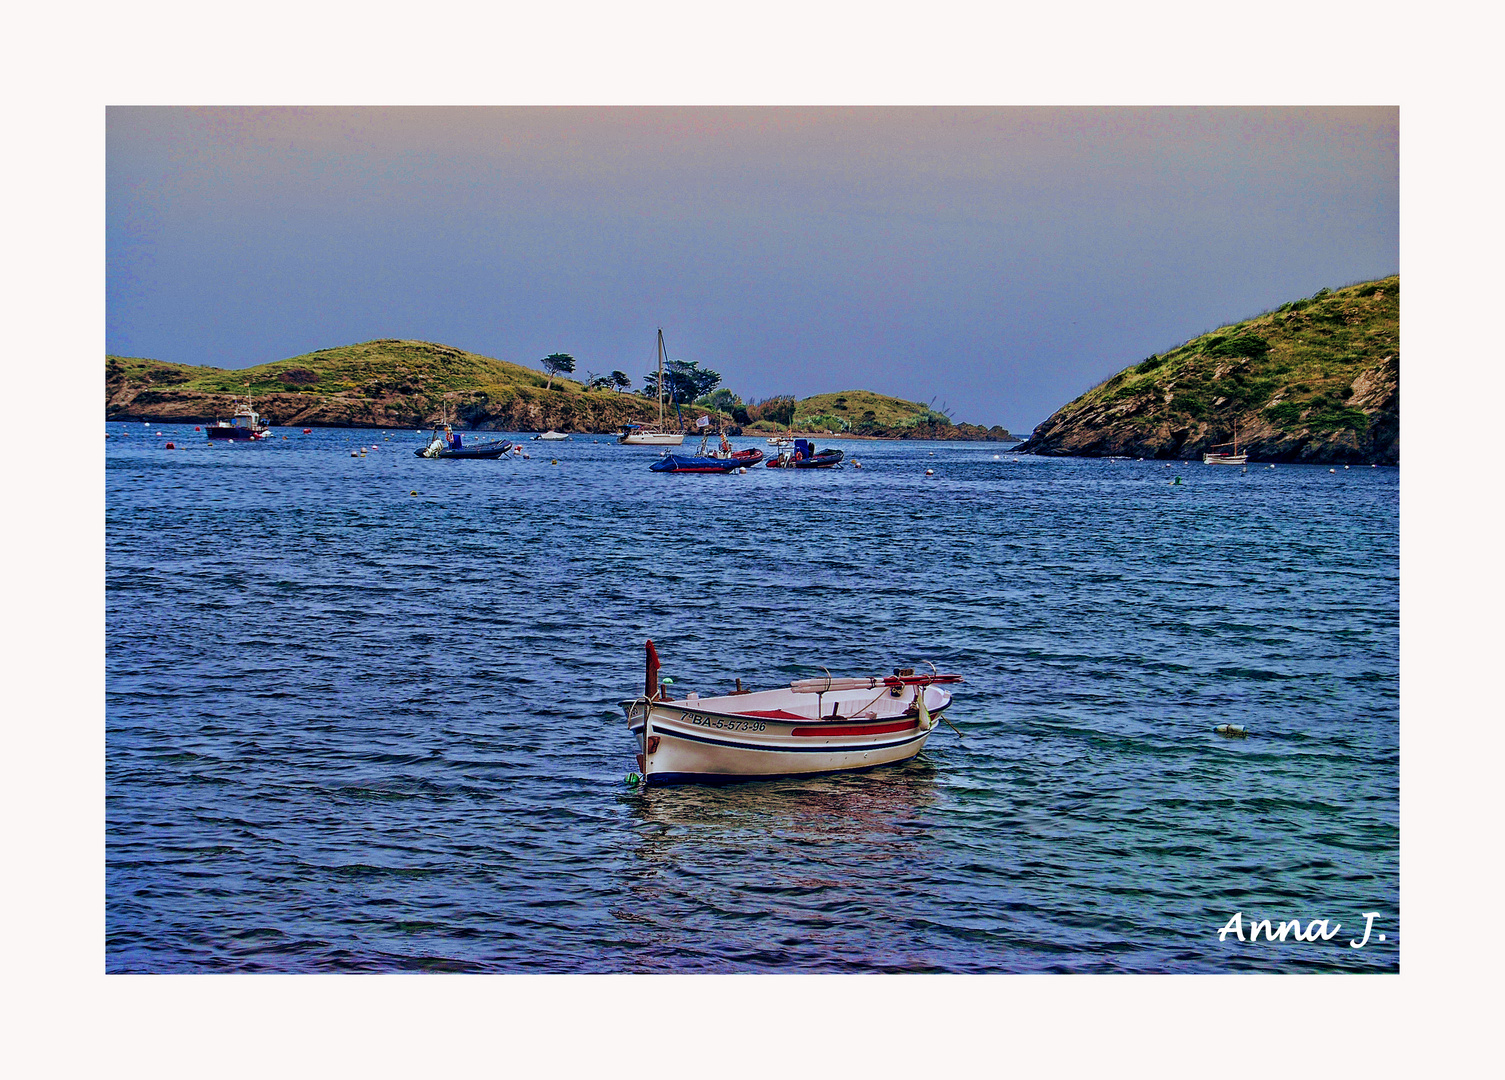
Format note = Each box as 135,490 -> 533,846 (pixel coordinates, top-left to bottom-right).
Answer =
1017,276 -> 1399,464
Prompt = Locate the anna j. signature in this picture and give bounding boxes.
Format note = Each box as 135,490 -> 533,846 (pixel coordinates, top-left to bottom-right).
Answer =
1218,912 -> 1387,948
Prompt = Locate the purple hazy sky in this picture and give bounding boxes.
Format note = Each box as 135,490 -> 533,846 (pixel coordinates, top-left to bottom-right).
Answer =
107,107 -> 1397,432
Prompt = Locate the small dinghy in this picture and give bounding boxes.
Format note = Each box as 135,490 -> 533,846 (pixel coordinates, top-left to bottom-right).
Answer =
415,436 -> 513,459
765,438 -> 843,468
623,641 -> 960,784
649,431 -> 764,473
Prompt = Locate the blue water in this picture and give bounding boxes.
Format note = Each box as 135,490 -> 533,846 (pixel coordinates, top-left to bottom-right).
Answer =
105,423 -> 1399,972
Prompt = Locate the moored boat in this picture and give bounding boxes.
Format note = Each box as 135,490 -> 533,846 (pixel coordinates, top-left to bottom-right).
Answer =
618,329 -> 687,445
532,431 -> 570,441
206,398 -> 271,440
623,640 -> 960,784
649,430 -> 763,473
1203,421 -> 1249,465
415,432 -> 513,459
766,438 -> 843,468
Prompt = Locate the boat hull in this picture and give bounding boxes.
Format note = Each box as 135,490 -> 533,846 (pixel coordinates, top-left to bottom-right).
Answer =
207,426 -> 268,440
649,448 -> 764,473
1202,453 -> 1248,465
415,440 -> 513,459
619,431 -> 686,445
623,686 -> 951,785
767,449 -> 843,468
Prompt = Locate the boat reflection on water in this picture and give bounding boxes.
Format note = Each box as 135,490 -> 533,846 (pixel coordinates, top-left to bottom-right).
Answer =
611,762 -> 950,970
630,760 -> 940,844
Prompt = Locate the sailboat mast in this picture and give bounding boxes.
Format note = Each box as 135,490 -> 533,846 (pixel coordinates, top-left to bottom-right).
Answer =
657,328 -> 665,429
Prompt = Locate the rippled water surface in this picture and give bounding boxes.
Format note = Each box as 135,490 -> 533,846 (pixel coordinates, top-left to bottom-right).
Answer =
106,423 -> 1399,972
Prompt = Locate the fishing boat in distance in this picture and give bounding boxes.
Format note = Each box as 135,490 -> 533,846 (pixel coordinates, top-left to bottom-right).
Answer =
649,430 -> 764,473
623,640 -> 961,784
618,328 -> 686,445
766,438 -> 843,468
1203,421 -> 1249,465
532,431 -> 570,441
206,398 -> 271,440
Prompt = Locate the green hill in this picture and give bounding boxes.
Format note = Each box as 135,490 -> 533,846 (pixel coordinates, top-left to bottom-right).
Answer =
1017,276 -> 1399,464
105,339 -> 1019,439
742,388 -> 1014,441
106,339 -> 665,432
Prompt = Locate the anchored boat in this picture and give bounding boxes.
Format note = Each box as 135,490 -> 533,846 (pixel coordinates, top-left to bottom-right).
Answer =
618,328 -> 687,445
1203,421 -> 1249,465
206,398 -> 271,440
623,641 -> 960,784
766,438 -> 843,468
649,430 -> 764,473
416,430 -> 514,459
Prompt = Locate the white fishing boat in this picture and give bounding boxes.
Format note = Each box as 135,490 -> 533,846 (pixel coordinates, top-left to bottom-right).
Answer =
618,329 -> 686,446
532,430 -> 570,441
623,641 -> 960,784
206,397 -> 271,440
1203,420 -> 1248,465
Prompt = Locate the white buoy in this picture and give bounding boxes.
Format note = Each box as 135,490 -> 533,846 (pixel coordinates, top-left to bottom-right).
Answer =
925,468 -> 934,476
351,450 -> 359,457
993,454 -> 1000,460
1329,468 -> 1336,473
737,467 -> 746,474
1344,465 -> 1349,469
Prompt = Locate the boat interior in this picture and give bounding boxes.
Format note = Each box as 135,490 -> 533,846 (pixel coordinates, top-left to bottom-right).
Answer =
663,683 -> 949,722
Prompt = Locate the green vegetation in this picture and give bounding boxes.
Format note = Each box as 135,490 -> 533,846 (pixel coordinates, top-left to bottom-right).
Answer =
108,340 -> 575,399
107,338 -> 1015,439
1059,277 -> 1398,437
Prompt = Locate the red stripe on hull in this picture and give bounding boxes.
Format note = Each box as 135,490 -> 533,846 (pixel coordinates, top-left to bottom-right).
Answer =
791,719 -> 919,737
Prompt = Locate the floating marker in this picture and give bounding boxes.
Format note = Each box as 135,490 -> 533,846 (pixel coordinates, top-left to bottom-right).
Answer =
625,772 -> 642,786
993,454 -> 1000,460
164,442 -> 175,449
1214,724 -> 1248,738
1329,468 -> 1336,473
411,490 -> 417,496
195,426 -> 201,431
925,469 -> 934,476
351,450 -> 359,457
737,467 -> 746,474
551,459 -> 558,465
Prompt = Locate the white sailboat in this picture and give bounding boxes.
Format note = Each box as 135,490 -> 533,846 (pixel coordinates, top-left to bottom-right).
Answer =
1203,420 -> 1249,465
618,328 -> 686,445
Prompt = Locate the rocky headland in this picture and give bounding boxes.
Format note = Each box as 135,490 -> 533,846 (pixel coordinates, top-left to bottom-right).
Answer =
1017,276 -> 1398,465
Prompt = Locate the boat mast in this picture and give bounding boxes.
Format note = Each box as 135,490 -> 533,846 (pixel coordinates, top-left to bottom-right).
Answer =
657,328 -> 666,430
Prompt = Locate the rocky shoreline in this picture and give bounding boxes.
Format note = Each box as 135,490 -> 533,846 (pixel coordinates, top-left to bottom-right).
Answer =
1015,277 -> 1399,465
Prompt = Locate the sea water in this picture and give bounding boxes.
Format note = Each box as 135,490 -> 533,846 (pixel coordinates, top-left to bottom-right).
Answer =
105,425 -> 1399,972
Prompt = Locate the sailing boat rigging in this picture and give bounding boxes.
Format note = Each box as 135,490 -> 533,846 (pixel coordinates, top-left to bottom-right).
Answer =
1203,419 -> 1249,465
618,328 -> 687,445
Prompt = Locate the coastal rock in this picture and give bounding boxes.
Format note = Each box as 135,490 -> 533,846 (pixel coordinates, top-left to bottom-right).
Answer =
1016,277 -> 1399,465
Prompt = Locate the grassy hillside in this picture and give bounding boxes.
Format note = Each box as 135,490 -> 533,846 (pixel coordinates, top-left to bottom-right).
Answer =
1018,276 -> 1399,463
106,338 -> 1017,439
108,339 -> 574,398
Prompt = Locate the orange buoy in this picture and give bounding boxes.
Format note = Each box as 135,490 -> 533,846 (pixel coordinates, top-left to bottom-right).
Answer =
165,442 -> 175,449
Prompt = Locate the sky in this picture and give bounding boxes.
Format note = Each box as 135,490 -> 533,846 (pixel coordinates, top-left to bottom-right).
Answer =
107,106 -> 1397,433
